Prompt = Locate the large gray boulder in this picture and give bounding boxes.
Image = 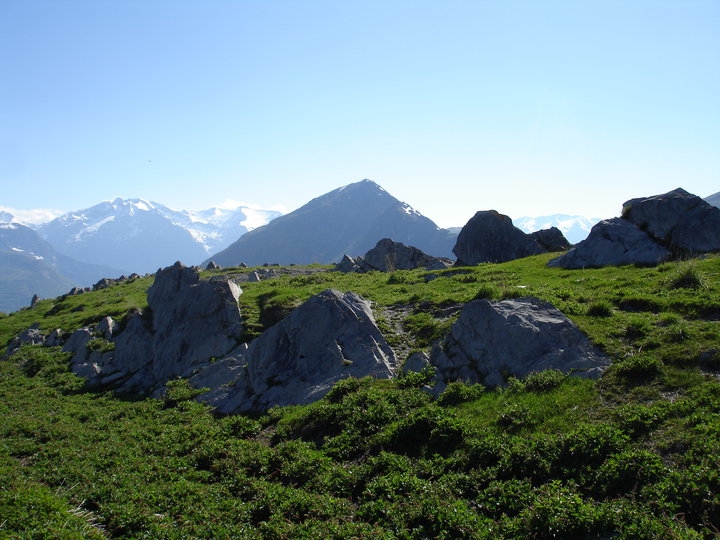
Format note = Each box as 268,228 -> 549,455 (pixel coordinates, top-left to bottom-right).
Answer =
453,210 -> 545,265
193,289 -> 397,414
430,297 -> 609,390
66,262 -> 244,394
547,218 -> 670,269
622,187 -> 720,255
549,188 -> 720,269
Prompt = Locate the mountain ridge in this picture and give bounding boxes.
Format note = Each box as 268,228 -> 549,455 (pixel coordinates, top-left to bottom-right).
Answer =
208,179 -> 457,267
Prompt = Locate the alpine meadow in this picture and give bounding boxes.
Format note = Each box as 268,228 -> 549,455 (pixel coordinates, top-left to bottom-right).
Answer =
1,252 -> 720,538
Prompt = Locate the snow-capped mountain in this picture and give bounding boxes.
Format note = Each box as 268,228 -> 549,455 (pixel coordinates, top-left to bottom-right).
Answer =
166,204 -> 282,255
36,198 -> 281,275
0,219 -> 121,313
513,215 -> 601,245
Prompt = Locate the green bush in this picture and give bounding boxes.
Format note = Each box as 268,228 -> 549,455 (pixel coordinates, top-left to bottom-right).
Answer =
438,381 -> 485,405
596,449 -> 665,496
379,406 -> 466,457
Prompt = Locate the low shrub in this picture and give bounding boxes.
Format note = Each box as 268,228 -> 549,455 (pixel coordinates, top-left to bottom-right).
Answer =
612,355 -> 664,382
587,300 -> 613,317
437,381 -> 485,406
596,449 -> 665,496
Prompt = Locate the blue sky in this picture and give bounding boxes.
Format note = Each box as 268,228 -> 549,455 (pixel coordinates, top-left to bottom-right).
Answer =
1,1 -> 718,227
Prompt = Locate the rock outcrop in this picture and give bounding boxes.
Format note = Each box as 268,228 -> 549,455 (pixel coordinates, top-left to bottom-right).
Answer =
429,297 -> 609,390
453,210 -> 565,266
547,218 -> 670,269
336,238 -> 450,273
549,188 -> 720,269
622,188 -> 720,255
5,324 -> 46,356
64,262 -> 244,394
192,289 -> 397,414
529,226 -> 572,252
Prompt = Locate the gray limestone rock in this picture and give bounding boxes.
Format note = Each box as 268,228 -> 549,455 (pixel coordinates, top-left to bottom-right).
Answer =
622,187 -> 720,255
548,218 -> 670,269
194,289 -> 397,414
5,324 -> 46,356
65,262 -> 244,395
335,254 -> 366,273
430,297 -> 609,390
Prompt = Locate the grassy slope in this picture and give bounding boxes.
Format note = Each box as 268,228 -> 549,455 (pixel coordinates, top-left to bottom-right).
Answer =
0,254 -> 719,538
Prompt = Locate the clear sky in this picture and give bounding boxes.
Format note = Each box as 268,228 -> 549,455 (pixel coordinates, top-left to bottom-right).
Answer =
1,1 -> 718,228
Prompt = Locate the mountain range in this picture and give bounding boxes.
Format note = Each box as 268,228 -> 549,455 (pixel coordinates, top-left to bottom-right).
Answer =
2,183 -> 718,314
0,220 -> 119,313
513,215 -> 601,245
36,198 -> 281,275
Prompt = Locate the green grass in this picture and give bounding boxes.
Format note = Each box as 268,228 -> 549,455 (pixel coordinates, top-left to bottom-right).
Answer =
1,254 -> 720,537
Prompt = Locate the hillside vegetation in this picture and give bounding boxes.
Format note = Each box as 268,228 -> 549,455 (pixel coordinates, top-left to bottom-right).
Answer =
1,254 -> 719,538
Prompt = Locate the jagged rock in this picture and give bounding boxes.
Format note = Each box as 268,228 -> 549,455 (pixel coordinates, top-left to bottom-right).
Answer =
529,227 -> 571,252
453,210 -> 545,265
93,277 -> 117,291
335,254 -> 365,273
430,297 -> 609,390
63,328 -> 94,365
65,287 -> 89,297
403,350 -> 431,374
30,294 -> 39,308
548,218 -> 670,269
5,324 -> 45,356
45,328 -> 64,347
622,188 -> 720,255
245,268 -> 280,282
205,261 -> 219,270
363,238 -> 450,272
335,239 -> 450,273
97,316 -> 115,340
193,289 -> 397,414
66,262 -> 244,395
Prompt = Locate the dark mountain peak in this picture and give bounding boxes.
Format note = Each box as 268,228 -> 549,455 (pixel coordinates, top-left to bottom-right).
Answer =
209,180 -> 456,267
